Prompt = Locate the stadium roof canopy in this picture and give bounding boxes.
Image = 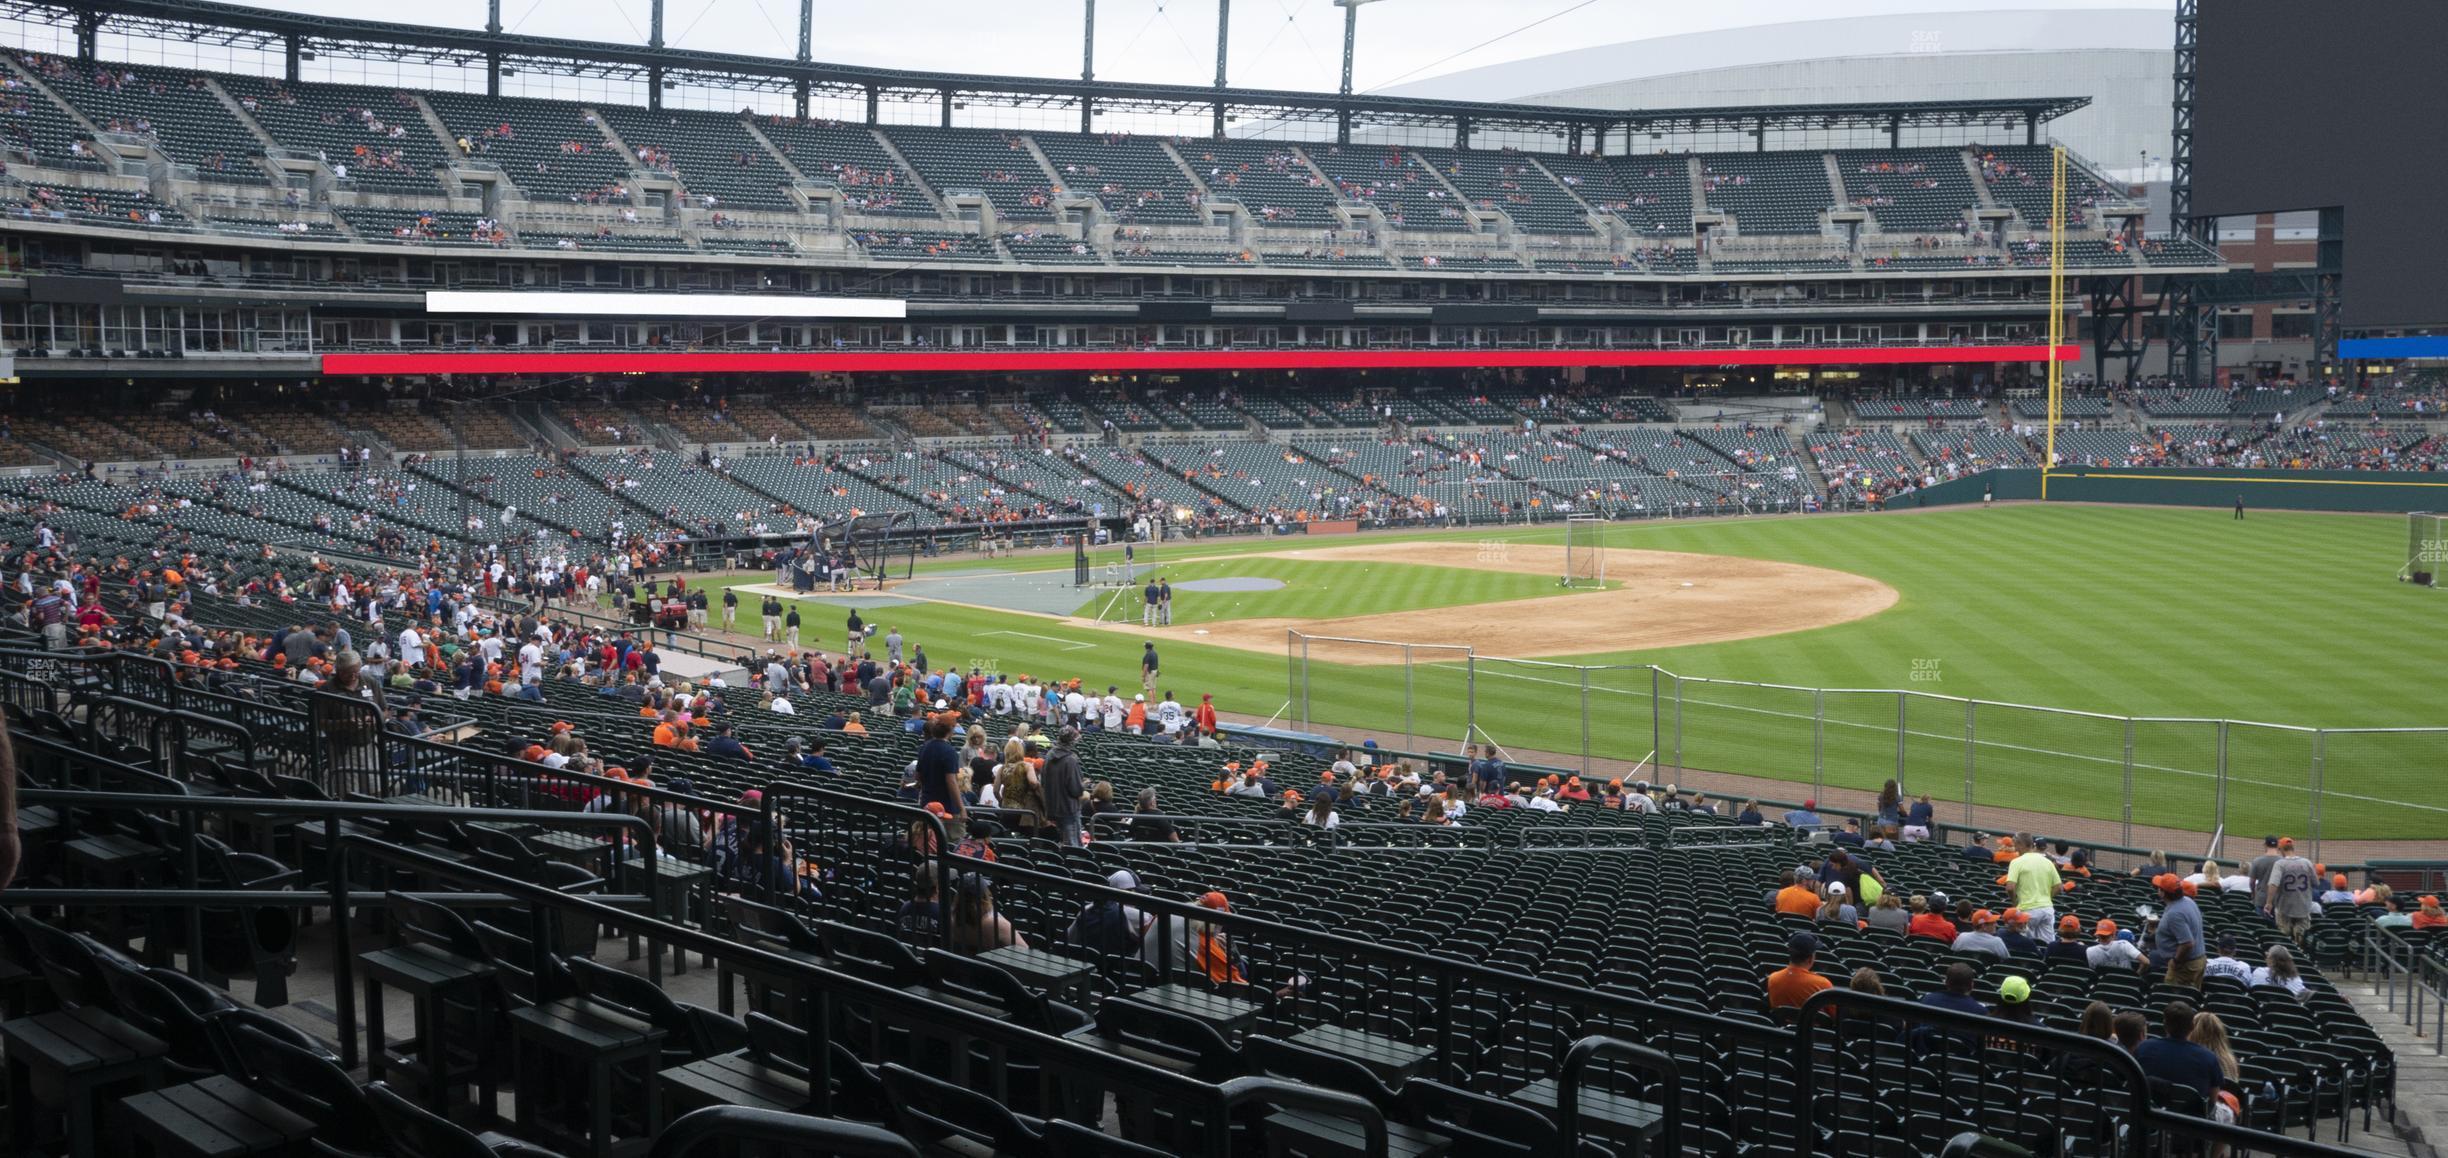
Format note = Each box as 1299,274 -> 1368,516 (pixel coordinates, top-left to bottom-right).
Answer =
10,0 -> 2088,138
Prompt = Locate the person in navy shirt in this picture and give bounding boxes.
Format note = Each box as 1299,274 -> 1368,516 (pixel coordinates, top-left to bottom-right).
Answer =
791,738 -> 835,774
704,724 -> 753,761
2133,1001 -> 2225,1105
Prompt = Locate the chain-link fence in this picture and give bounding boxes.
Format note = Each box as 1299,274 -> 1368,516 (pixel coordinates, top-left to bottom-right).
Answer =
1284,631 -> 2448,861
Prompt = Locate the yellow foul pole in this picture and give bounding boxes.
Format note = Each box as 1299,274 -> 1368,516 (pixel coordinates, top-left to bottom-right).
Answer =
2043,145 -> 2065,500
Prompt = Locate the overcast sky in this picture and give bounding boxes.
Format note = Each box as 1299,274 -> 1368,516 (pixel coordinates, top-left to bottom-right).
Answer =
242,0 -> 2170,94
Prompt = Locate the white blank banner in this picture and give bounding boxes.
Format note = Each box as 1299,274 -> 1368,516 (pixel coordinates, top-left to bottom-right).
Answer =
424,291 -> 906,319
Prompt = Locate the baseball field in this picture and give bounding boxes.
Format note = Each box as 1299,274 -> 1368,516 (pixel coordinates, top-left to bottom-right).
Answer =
705,504 -> 2444,843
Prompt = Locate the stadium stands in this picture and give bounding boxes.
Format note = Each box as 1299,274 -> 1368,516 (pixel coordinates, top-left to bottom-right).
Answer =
2,60 -> 108,172
222,77 -> 449,193
881,125 -> 1057,222
25,56 -> 267,183
334,206 -> 505,245
426,90 -> 631,204
1002,230 -> 1103,264
597,104 -> 796,212
1837,148 -> 1979,233
1418,147 -> 1591,235
1034,131 -> 1204,224
3,182 -> 185,229
1178,138 -> 1339,226
753,117 -> 934,216
1699,151 -> 1837,235
852,227 -> 994,262
1977,144 -> 2120,231
1305,143 -> 1473,232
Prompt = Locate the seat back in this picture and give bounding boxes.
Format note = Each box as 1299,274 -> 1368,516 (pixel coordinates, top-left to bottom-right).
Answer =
225,1019 -> 381,1151
1402,1078 -> 1558,1155
814,919 -> 922,980
18,917 -> 116,1010
1243,1035 -> 1399,1113
878,1062 -> 1044,1155
1093,997 -> 1236,1079
1043,1119 -> 1176,1156
363,1080 -> 503,1158
386,891 -> 491,963
570,955 -> 713,1057
923,949 -> 1057,1031
95,955 -> 220,1074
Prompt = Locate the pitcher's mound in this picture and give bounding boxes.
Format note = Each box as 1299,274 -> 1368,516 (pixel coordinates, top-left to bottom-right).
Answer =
1073,540 -> 1896,662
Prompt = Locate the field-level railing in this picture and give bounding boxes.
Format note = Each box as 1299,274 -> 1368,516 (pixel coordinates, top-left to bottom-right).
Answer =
1285,631 -> 2448,859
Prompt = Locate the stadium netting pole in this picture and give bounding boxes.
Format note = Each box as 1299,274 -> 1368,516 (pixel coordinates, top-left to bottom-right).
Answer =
2042,144 -> 2065,499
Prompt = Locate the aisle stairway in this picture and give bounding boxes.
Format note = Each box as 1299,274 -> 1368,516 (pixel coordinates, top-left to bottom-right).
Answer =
2340,968 -> 2446,1156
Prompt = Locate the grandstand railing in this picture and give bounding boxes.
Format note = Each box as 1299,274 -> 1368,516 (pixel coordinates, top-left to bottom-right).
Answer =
2364,924 -> 2448,1056
316,835 -> 1414,1154
1794,988 -> 2383,1156
2,753 -> 2387,1153
1286,634 -> 2445,861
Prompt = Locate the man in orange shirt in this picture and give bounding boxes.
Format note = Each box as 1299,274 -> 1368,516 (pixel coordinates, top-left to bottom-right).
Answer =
1766,933 -> 1832,1011
651,710 -> 684,748
1774,868 -> 1824,918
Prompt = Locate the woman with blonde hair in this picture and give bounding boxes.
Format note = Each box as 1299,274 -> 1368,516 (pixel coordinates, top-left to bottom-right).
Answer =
2188,1012 -> 2243,1124
994,736 -> 1045,835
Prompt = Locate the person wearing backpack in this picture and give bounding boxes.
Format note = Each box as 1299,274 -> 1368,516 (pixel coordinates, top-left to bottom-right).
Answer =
1068,868 -> 1156,965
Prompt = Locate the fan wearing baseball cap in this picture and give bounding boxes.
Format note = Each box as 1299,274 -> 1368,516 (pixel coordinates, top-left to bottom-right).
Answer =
2045,915 -> 2091,965
1766,932 -> 1832,1011
1949,909 -> 2010,960
2087,919 -> 2144,971
2149,873 -> 2207,986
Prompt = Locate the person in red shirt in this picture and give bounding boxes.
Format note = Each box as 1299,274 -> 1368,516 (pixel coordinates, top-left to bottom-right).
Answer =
1557,776 -> 1592,803
1766,933 -> 1833,1011
1907,894 -> 1960,942
1194,693 -> 1218,737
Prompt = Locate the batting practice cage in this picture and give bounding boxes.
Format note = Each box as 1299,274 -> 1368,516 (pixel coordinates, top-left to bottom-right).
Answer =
2402,511 -> 2447,587
1073,518 -> 1158,588
826,512 -> 916,588
1563,515 -> 1607,588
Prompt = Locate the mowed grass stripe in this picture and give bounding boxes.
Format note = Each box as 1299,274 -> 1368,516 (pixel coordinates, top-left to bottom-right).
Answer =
1066,558 -> 1581,622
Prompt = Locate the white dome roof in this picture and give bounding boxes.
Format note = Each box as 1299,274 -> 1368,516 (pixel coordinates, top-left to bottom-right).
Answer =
1384,8 -> 2170,104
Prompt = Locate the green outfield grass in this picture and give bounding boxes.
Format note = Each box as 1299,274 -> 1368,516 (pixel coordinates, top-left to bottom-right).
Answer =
708,505 -> 2445,840
1065,557 -> 1596,622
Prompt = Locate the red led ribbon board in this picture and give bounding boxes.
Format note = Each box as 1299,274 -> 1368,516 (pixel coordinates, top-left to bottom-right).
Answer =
320,345 -> 2076,375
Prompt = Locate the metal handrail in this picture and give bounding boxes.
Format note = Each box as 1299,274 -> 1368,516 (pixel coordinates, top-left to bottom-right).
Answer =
2365,924 -> 2448,1056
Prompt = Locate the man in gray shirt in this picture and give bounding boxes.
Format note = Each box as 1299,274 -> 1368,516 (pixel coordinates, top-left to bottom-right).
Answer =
2245,835 -> 2282,902
2265,838 -> 2318,942
2150,873 -> 2206,987
1949,910 -> 2011,960
885,628 -> 904,666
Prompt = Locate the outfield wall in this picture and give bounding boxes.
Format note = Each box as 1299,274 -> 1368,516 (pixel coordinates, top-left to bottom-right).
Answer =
1887,467 -> 2448,513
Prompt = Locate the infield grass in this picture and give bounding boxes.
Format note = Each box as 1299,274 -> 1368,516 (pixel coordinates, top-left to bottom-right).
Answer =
1063,557 -> 1594,621
707,505 -> 2444,840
